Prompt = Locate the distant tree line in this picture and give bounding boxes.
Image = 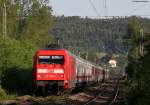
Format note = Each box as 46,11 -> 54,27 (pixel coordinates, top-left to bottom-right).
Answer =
50,16 -> 150,62
51,16 -> 150,52
51,16 -> 129,54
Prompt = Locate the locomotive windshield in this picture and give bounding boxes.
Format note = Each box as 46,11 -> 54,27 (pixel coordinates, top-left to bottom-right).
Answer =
38,55 -> 64,64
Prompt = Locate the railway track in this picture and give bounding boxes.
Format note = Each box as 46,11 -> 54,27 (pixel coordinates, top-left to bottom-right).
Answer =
84,79 -> 120,105
67,78 -> 120,105
0,79 -> 123,105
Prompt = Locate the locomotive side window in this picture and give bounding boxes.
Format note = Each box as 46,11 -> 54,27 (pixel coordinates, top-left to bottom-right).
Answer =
38,55 -> 64,64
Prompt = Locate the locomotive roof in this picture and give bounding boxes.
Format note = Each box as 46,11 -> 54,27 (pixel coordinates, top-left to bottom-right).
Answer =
40,44 -> 64,50
41,47 -> 65,51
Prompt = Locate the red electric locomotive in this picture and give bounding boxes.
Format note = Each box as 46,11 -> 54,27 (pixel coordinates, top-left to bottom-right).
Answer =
32,47 -> 109,95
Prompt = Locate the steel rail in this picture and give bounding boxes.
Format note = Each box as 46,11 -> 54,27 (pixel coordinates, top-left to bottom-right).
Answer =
108,80 -> 120,105
83,79 -> 120,105
84,86 -> 107,105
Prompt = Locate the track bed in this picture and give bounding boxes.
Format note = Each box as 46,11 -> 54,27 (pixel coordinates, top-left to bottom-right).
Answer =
0,79 -> 125,105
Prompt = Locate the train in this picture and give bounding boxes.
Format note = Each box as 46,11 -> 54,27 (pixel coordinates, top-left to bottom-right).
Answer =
32,47 -> 109,95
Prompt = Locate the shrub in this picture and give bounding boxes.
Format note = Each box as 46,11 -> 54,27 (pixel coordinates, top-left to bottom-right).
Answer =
0,36 -> 37,94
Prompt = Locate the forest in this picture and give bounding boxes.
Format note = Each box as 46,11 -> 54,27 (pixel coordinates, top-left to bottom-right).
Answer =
51,16 -> 129,54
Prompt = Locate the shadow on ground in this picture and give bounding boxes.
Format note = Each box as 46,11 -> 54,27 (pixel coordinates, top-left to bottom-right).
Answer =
1,67 -> 33,95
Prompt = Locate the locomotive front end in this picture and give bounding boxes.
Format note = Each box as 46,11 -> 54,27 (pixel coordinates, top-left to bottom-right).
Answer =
33,49 -> 68,95
37,55 -> 64,81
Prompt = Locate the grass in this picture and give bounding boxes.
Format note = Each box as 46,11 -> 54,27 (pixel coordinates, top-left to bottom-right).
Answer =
0,85 -> 16,100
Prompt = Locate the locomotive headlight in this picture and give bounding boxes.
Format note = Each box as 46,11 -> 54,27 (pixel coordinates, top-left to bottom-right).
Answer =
54,69 -> 64,73
37,69 -> 48,73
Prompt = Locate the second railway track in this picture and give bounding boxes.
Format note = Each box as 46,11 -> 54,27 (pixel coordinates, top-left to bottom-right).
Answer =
85,79 -> 120,105
67,78 -> 120,105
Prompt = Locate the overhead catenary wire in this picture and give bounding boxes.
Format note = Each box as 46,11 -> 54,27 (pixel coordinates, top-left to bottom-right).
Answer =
132,0 -> 149,2
88,0 -> 101,17
1,15 -> 150,19
126,1 -> 149,16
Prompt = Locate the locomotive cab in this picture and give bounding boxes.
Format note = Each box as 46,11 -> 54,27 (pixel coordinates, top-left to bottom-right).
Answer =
33,49 -> 70,95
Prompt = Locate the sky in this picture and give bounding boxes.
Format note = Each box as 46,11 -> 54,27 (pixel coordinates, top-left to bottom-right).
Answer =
49,0 -> 150,18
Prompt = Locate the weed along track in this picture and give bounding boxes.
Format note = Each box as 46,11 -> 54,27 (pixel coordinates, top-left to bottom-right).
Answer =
0,95 -> 68,105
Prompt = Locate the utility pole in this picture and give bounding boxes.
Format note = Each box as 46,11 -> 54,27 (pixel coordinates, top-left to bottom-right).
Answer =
86,51 -> 88,60
131,0 -> 149,56
104,0 -> 107,18
140,29 -> 144,56
3,0 -> 7,37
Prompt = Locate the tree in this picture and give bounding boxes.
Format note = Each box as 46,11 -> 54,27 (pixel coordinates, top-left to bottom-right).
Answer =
125,16 -> 150,105
21,0 -> 54,46
0,36 -> 38,93
0,0 -> 54,46
127,16 -> 142,60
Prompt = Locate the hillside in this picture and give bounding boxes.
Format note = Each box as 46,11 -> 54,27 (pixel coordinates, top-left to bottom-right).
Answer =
50,16 -> 150,62
51,16 -> 129,54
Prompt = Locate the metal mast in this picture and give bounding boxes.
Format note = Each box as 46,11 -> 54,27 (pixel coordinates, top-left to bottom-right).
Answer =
3,0 -> 7,37
104,0 -> 107,18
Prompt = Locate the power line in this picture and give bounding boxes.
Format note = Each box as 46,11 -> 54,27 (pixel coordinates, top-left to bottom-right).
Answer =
1,14 -> 150,19
88,0 -> 101,17
132,0 -> 149,2
126,1 -> 149,16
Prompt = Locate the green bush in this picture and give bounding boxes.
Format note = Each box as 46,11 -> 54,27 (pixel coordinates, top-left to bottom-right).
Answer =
0,36 -> 37,95
0,37 -> 37,69
127,52 -> 150,105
